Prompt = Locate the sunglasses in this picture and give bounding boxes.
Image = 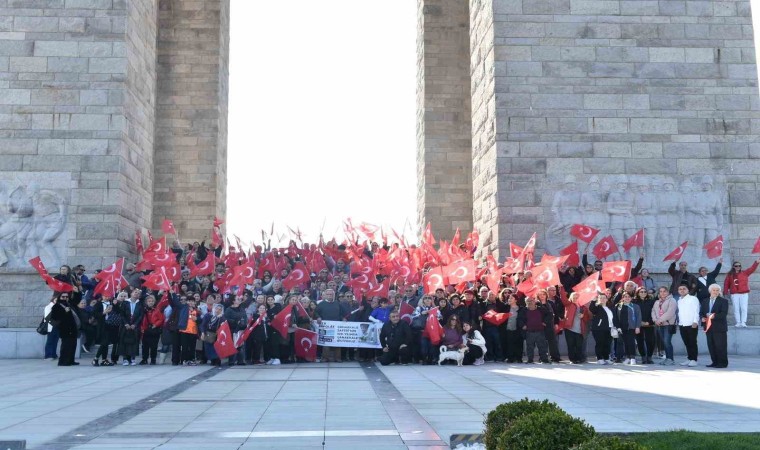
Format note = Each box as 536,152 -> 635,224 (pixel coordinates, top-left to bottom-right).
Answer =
734,265 -> 742,268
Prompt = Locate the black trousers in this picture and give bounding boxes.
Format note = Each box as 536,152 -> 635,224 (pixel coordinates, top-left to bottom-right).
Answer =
621,329 -> 637,358
463,344 -> 484,365
170,330 -> 182,364
706,330 -> 728,367
180,332 -> 196,363
379,345 -> 411,365
592,329 -> 611,361
564,330 -> 583,362
504,329 -> 523,362
482,326 -> 502,361
525,331 -> 548,362
636,327 -> 655,358
679,326 -> 699,361
58,337 -> 77,366
545,326 -> 561,361
141,332 -> 160,363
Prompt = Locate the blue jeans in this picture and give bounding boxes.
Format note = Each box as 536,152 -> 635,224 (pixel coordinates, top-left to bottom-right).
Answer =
656,326 -> 674,360
420,336 -> 433,361
45,327 -> 60,358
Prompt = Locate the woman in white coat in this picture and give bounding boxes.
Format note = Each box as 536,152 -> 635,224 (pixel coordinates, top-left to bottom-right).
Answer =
462,321 -> 486,365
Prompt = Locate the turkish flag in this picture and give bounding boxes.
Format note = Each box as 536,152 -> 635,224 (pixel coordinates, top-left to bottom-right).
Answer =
423,222 -> 436,246
270,304 -> 294,339
704,235 -> 723,259
503,255 -> 524,275
510,242 -> 524,258
189,251 -> 215,278
523,232 -> 537,256
28,256 -> 47,277
423,267 -> 446,294
560,241 -> 580,267
601,261 -> 632,283
483,310 -> 511,326
93,274 -> 119,298
425,307 -> 443,345
705,313 -> 714,332
282,262 -> 309,292
229,262 -> 255,288
443,259 -> 477,284
485,268 -> 504,295
516,278 -> 538,297
211,227 -> 223,248
213,216 -> 225,228
465,229 -> 479,254
752,236 -> 760,254
540,254 -> 569,267
663,241 -> 689,262
570,224 -> 600,244
366,278 -> 390,298
41,274 -> 74,293
592,235 -> 619,260
143,251 -> 176,267
145,236 -> 167,254
161,219 -> 176,235
573,272 -> 602,306
532,263 -> 560,289
295,328 -> 318,362
235,315 -> 263,348
135,231 -> 144,255
164,260 -> 182,283
141,266 -> 171,291
213,322 -> 237,359
346,273 -> 372,292
622,229 -> 645,252
399,302 -> 415,324
94,258 -> 125,282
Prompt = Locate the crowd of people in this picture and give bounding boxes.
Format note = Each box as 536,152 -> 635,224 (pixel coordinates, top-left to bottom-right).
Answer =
38,237 -> 755,370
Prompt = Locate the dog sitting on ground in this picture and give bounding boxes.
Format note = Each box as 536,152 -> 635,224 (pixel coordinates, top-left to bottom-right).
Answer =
438,345 -> 468,366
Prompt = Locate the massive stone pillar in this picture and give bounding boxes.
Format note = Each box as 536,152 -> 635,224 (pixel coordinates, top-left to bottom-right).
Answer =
153,0 -> 229,242
469,0 -> 760,320
0,0 -> 158,328
416,0 -> 473,241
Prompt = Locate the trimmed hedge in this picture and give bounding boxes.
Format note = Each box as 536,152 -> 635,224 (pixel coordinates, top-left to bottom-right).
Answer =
483,398 -> 563,449
496,409 -> 596,450
574,436 -> 647,450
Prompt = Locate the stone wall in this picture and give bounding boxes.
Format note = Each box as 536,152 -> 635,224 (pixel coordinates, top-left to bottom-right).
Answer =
0,0 -> 158,327
468,0 -> 760,322
416,0 -> 473,241
153,0 -> 229,243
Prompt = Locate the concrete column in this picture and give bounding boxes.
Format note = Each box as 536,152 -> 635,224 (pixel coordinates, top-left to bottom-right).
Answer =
154,0 -> 229,242
416,0 -> 473,242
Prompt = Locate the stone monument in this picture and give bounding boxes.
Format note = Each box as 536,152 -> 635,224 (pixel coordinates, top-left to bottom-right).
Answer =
417,0 -> 760,324
0,0 -> 229,339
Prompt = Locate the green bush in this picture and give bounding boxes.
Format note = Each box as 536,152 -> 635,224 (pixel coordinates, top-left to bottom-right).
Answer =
483,398 -> 563,450
574,436 -> 647,450
496,409 -> 596,450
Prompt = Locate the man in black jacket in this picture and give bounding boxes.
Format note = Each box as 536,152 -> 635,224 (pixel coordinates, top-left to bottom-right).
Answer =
379,311 -> 412,365
668,261 -> 698,299
701,284 -> 729,368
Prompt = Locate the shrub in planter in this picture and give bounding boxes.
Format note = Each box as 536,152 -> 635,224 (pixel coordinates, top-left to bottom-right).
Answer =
496,409 -> 596,450
573,435 -> 646,450
483,399 -> 563,449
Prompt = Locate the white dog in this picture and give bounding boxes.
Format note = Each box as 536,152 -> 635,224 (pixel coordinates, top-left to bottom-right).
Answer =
438,345 -> 468,366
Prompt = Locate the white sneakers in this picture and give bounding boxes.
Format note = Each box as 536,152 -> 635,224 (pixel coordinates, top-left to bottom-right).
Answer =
271,358 -> 281,365
596,360 -> 606,365
474,357 -> 485,366
736,323 -> 747,328
122,360 -> 129,366
687,360 -> 698,367
628,359 -> 636,366
623,358 -> 630,365
679,360 -> 690,366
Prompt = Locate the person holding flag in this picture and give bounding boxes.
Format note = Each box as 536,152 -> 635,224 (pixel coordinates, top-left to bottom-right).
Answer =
223,294 -> 249,366
723,258 -> 760,327
588,293 -> 614,365
200,303 -> 226,368
412,295 -> 441,365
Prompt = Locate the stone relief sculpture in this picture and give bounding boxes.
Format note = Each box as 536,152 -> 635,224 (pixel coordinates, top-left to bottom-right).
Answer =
0,181 -> 67,269
544,175 -> 729,270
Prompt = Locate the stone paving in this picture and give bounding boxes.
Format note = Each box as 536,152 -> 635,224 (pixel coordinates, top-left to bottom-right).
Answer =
0,357 -> 759,449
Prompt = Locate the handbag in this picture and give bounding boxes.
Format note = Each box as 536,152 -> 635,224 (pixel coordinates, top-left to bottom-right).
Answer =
202,331 -> 217,344
610,327 -> 619,338
36,318 -> 49,335
668,324 -> 677,334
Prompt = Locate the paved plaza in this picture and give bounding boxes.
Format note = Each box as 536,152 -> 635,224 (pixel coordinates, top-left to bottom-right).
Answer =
0,357 -> 759,449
